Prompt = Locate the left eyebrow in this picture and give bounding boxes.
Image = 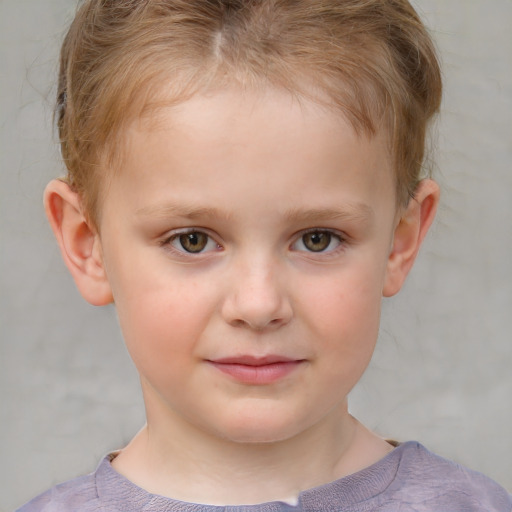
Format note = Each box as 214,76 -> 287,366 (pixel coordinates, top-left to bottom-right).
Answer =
283,204 -> 375,225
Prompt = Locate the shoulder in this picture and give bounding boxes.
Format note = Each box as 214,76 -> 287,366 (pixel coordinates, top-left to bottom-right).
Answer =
15,467 -> 100,512
382,441 -> 512,511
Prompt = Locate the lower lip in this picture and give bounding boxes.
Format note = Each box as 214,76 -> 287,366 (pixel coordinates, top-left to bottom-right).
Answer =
208,361 -> 303,385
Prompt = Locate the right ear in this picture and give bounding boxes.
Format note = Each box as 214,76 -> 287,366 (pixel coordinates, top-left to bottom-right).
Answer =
44,179 -> 113,306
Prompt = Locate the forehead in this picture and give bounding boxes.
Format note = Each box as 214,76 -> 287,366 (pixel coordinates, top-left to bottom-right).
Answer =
107,87 -> 396,224
130,85 -> 391,163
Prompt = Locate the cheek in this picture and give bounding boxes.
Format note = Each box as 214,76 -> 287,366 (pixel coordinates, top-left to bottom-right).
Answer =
306,261 -> 383,328
301,263 -> 384,374
111,271 -> 217,374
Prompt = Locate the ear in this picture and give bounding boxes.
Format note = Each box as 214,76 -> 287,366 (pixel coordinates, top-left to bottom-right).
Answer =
383,179 -> 439,297
44,179 -> 113,306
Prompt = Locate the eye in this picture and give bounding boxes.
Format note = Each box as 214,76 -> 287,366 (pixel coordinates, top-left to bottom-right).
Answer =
168,231 -> 219,254
292,230 -> 343,253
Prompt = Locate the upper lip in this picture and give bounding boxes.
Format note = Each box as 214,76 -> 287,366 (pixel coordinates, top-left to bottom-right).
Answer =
208,355 -> 301,366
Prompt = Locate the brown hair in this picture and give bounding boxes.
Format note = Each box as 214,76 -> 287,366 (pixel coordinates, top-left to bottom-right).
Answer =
57,0 -> 442,226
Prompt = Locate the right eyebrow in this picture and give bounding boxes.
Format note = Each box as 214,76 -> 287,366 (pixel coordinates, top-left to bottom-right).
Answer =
135,203 -> 233,221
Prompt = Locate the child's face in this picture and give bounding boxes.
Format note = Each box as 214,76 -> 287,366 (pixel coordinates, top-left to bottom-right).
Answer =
97,88 -> 399,443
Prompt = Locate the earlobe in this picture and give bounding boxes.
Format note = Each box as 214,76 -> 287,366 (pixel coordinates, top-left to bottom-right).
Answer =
383,179 -> 439,297
44,179 -> 113,306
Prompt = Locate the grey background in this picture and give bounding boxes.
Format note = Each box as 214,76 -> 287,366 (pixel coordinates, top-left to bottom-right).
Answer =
1,0 -> 511,509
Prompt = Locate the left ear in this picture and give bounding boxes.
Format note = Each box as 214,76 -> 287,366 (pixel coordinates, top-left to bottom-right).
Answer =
383,179 -> 440,297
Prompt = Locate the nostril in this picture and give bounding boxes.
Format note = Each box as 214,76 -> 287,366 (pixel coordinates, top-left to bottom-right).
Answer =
228,314 -> 291,331
230,318 -> 249,329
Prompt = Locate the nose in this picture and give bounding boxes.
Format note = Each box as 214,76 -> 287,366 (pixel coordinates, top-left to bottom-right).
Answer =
221,257 -> 293,331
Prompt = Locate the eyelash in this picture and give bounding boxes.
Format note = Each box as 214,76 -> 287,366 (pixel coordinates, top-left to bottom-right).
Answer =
160,228 -> 347,257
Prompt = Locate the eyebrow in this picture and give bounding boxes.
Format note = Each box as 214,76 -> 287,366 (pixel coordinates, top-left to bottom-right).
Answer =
283,204 -> 375,225
135,203 -> 232,221
136,202 -> 374,225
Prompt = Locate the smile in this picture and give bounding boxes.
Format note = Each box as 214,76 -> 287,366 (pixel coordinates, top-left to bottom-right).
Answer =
207,356 -> 306,385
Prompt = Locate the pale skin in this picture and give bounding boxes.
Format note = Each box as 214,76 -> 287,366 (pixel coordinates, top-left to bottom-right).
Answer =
45,87 -> 439,505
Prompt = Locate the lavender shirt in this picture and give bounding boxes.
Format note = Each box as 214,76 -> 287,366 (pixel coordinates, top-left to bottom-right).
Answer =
17,442 -> 511,511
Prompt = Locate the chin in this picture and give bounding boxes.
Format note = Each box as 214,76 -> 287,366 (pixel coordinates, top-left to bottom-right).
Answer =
221,428 -> 301,445
207,410 -> 310,445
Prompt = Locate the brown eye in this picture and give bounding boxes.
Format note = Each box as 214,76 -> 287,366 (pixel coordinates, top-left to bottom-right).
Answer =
178,232 -> 209,253
302,231 -> 332,252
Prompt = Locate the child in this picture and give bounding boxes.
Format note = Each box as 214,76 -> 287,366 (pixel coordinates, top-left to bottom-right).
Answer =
18,0 -> 511,510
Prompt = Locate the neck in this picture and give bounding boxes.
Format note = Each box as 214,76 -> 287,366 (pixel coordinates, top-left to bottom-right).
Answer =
112,401 -> 392,505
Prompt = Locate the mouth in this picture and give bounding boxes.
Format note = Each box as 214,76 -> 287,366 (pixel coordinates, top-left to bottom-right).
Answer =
206,355 -> 306,385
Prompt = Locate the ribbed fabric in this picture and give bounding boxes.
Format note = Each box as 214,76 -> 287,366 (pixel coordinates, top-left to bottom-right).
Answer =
17,441 -> 512,511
